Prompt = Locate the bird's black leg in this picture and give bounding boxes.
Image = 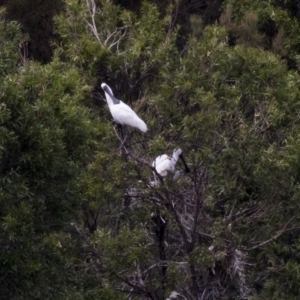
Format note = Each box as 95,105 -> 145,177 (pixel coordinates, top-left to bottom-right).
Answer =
112,122 -> 124,143
119,126 -> 130,150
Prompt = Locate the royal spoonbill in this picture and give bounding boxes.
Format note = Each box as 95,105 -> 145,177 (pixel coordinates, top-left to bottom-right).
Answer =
101,83 -> 148,147
166,291 -> 186,300
152,148 -> 190,183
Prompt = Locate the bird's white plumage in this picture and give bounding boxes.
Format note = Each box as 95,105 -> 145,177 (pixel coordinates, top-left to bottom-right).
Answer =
101,83 -> 148,133
110,103 -> 148,132
152,148 -> 183,177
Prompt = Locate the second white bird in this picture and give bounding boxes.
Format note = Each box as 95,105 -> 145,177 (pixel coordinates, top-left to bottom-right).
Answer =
152,148 -> 190,180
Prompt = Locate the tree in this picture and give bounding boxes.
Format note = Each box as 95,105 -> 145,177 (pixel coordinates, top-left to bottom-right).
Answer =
0,8 -> 107,299
222,0 -> 300,68
2,0 -> 300,299
53,0 -> 300,299
0,0 -> 64,62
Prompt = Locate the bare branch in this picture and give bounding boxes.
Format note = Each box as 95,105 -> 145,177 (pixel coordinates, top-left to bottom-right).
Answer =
85,0 -> 103,46
85,0 -> 127,51
19,41 -> 29,66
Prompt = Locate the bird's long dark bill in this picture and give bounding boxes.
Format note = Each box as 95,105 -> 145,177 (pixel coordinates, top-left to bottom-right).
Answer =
103,85 -> 120,104
179,154 -> 190,173
103,85 -> 111,94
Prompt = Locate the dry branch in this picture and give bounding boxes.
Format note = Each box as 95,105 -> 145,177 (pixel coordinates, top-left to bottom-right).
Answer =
85,0 -> 126,50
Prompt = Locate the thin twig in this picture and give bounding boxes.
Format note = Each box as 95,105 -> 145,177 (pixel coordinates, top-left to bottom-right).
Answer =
247,217 -> 300,250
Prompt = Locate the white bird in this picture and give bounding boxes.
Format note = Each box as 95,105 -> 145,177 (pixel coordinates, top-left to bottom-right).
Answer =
166,291 -> 187,300
152,148 -> 190,183
101,83 -> 148,133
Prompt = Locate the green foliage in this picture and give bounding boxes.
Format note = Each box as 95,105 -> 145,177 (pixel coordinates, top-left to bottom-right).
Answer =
0,12 -> 107,299
53,0 -> 300,298
222,0 -> 300,66
1,0 -> 63,62
0,8 -> 25,75
2,0 -> 300,299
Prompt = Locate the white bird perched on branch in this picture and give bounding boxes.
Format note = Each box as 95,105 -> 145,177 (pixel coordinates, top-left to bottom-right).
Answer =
166,291 -> 187,300
152,148 -> 190,183
101,83 -> 148,147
